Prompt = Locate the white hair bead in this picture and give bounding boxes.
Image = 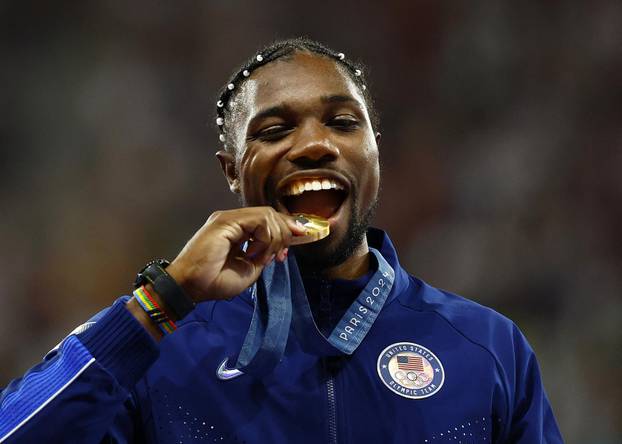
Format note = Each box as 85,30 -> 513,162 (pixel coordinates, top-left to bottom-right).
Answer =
219,134 -> 225,142
256,54 -> 263,62
354,69 -> 362,76
217,100 -> 223,108
243,70 -> 250,77
362,84 -> 367,90
216,117 -> 224,126
337,52 -> 345,60
227,83 -> 235,90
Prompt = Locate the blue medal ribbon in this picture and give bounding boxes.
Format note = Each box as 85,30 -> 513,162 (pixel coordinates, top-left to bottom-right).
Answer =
234,248 -> 394,377
234,259 -> 292,378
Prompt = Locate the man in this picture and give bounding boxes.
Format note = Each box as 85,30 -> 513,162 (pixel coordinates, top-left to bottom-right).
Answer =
0,38 -> 563,443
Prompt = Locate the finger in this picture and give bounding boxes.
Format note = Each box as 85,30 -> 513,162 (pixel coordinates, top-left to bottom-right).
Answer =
273,211 -> 295,246
246,221 -> 272,263
252,210 -> 288,265
263,253 -> 276,266
246,244 -> 274,267
276,247 -> 289,262
264,210 -> 287,261
245,239 -> 267,260
281,213 -> 308,236
271,214 -> 294,263
232,208 -> 302,264
251,218 -> 272,245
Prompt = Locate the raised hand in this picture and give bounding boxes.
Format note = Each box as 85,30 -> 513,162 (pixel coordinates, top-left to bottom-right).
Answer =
165,207 -> 306,302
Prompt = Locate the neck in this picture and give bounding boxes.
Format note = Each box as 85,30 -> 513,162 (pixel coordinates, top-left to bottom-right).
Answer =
321,237 -> 371,280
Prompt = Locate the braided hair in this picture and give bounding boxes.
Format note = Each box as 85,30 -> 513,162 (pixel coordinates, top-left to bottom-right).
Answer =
214,37 -> 378,152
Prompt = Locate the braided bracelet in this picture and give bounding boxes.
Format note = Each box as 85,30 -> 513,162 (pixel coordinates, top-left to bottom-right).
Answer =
133,285 -> 177,335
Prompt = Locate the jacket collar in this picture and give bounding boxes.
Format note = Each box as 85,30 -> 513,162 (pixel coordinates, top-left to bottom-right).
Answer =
366,227 -> 412,306
235,227 -> 412,307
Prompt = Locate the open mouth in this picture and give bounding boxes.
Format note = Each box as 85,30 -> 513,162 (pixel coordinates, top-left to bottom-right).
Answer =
279,177 -> 348,220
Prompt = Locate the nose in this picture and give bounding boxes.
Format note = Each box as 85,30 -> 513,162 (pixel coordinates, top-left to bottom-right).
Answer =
286,122 -> 340,166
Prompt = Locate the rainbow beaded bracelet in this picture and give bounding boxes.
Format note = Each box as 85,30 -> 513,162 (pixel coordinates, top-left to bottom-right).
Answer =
133,285 -> 177,335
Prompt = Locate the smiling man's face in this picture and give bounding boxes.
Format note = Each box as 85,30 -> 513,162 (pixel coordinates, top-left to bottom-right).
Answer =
220,51 -> 380,270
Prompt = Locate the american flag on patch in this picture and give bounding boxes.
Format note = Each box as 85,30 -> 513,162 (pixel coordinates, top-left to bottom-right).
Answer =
397,355 -> 424,372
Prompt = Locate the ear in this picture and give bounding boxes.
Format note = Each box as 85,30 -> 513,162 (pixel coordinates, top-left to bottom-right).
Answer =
216,150 -> 240,194
375,131 -> 382,145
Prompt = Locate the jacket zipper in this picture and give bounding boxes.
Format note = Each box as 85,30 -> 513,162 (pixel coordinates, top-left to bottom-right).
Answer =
326,373 -> 338,444
318,281 -> 338,444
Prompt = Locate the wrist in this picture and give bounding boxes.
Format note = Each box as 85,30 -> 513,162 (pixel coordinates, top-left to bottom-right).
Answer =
133,285 -> 178,336
126,297 -> 164,341
134,259 -> 196,320
164,261 -> 198,303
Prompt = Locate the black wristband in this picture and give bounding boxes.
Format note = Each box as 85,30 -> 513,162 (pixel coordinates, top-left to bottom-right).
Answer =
134,260 -> 195,320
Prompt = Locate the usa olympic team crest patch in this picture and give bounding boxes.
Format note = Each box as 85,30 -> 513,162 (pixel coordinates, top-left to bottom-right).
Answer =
377,342 -> 445,399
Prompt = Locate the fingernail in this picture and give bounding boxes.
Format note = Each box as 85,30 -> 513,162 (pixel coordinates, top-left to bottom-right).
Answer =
276,248 -> 288,262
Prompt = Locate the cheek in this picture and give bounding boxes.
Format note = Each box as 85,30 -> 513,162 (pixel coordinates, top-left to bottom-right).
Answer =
364,161 -> 380,201
238,147 -> 280,205
359,145 -> 380,199
238,151 -> 264,204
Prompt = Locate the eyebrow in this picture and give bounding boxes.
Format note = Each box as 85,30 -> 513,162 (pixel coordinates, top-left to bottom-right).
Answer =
319,94 -> 360,106
249,105 -> 286,126
248,94 -> 362,128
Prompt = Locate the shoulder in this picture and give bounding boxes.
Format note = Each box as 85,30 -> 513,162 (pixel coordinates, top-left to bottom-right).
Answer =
398,276 -> 532,368
396,278 -> 562,442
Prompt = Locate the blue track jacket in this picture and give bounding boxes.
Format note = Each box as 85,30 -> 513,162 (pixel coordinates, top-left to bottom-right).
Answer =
0,229 -> 563,443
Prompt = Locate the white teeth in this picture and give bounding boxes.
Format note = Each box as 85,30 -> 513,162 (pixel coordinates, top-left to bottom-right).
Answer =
282,178 -> 345,196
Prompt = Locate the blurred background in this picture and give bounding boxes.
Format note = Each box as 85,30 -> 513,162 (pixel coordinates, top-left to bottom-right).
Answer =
1,0 -> 621,442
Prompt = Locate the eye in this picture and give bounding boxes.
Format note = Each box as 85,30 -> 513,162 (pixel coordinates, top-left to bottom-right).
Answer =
256,125 -> 293,142
328,115 -> 360,131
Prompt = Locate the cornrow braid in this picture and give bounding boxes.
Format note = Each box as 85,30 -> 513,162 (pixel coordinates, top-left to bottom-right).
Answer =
214,37 -> 378,152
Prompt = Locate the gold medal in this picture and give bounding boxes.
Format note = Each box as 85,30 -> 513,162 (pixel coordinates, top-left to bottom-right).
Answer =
290,213 -> 330,245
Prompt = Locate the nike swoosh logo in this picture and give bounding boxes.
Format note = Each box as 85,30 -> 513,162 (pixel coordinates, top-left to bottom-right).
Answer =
216,358 -> 244,380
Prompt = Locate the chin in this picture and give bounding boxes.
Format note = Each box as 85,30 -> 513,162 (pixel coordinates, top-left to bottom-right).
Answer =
292,199 -> 374,274
292,233 -> 347,270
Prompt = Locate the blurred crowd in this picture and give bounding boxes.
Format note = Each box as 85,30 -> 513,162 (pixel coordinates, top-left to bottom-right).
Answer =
1,1 -> 620,442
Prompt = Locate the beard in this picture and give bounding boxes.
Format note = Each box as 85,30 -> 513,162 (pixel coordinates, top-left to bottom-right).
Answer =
243,180 -> 379,275
291,195 -> 378,275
